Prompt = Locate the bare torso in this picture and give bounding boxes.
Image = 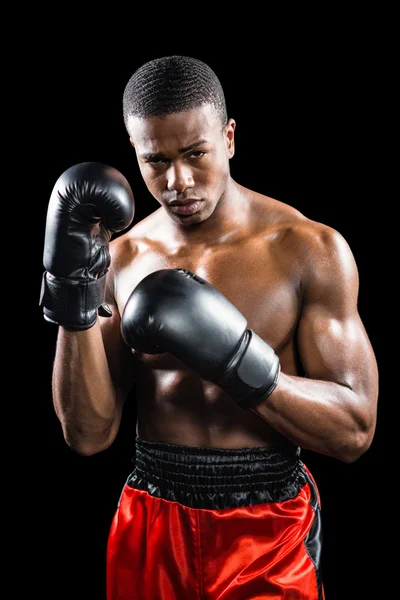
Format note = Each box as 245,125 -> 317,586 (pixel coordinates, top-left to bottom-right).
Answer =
111,186 -> 311,449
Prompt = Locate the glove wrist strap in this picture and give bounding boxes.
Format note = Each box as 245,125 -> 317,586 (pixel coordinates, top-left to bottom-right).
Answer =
219,330 -> 280,410
39,271 -> 109,330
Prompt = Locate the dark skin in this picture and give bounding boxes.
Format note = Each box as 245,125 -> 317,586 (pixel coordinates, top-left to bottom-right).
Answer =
52,104 -> 379,462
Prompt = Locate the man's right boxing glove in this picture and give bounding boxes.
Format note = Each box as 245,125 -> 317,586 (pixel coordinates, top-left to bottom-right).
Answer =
40,162 -> 135,330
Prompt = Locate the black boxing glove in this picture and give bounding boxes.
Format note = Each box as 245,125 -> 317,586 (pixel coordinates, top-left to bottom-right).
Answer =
121,268 -> 280,410
40,162 -> 135,330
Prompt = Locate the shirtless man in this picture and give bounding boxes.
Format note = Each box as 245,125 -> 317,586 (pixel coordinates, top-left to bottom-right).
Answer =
40,56 -> 379,600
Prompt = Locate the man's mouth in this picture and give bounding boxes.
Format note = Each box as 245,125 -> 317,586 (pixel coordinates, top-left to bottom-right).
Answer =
168,200 -> 203,216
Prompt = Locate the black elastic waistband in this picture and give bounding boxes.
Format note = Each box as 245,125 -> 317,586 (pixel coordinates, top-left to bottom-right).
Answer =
126,436 -> 306,509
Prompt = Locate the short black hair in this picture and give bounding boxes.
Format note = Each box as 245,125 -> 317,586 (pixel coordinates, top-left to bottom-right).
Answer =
122,55 -> 227,131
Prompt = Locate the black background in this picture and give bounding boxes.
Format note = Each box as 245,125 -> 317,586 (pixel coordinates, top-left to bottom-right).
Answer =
35,43 -> 385,600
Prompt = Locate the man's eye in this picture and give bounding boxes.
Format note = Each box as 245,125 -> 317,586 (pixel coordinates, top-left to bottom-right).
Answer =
147,158 -> 166,166
190,151 -> 206,159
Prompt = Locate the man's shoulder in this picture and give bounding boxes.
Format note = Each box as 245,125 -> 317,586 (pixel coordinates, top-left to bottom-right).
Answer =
251,193 -> 353,271
275,213 -> 356,288
289,216 -> 350,260
252,192 -> 338,244
281,213 -> 342,248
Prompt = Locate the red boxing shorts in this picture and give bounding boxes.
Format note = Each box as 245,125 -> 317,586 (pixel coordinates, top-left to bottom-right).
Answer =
107,437 -> 325,600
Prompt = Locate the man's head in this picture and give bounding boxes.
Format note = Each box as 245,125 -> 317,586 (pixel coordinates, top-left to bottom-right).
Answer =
122,55 -> 227,130
123,56 -> 236,226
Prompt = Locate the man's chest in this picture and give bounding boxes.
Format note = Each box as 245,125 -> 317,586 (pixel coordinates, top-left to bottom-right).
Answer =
117,239 -> 301,351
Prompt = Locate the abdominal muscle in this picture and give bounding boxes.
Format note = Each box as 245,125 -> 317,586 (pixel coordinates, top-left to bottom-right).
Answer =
134,357 -> 291,450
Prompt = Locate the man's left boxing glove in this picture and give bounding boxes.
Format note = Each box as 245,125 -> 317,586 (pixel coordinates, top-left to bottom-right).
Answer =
40,162 -> 135,330
121,268 -> 280,410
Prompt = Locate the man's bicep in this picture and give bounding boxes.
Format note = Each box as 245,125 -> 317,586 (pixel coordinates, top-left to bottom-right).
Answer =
297,304 -> 375,394
100,301 -> 136,402
102,248 -> 136,401
296,227 -> 378,399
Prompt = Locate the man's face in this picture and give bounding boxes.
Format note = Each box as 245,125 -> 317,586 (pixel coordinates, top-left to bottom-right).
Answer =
127,104 -> 235,226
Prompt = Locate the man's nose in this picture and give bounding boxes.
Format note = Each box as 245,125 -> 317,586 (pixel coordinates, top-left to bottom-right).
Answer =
166,163 -> 195,193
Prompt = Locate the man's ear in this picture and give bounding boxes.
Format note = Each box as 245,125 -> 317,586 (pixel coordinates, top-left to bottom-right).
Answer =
225,118 -> 236,159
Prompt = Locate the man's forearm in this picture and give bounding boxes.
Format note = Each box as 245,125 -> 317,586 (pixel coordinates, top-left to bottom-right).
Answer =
52,323 -> 122,455
250,372 -> 372,463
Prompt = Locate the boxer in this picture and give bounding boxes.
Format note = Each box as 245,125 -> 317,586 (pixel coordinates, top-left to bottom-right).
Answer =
41,55 -> 379,600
